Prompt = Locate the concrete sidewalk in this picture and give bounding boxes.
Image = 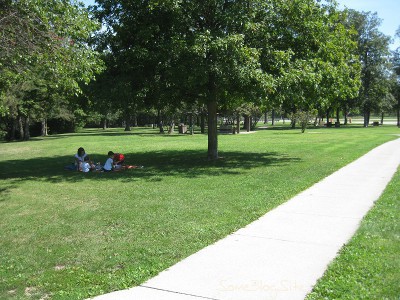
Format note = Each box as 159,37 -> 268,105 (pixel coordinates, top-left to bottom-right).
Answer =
91,138 -> 400,300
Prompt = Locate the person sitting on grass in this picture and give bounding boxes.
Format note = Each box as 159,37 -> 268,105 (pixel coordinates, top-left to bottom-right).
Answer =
102,151 -> 114,172
74,147 -> 88,171
113,152 -> 125,170
81,156 -> 94,173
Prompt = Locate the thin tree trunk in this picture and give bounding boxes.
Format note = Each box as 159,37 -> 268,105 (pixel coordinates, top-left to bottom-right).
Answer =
380,112 -> 384,125
124,112 -> 131,131
189,113 -> 194,135
207,98 -> 218,160
158,109 -> 164,133
132,114 -> 138,127
200,112 -> 205,134
23,116 -> 30,140
291,108 -> 296,129
10,117 -> 17,140
336,108 -> 340,124
18,115 -> 24,140
41,118 -> 48,136
271,110 -> 275,126
326,108 -> 330,124
236,115 -> 240,134
243,115 -> 249,132
363,109 -> 370,127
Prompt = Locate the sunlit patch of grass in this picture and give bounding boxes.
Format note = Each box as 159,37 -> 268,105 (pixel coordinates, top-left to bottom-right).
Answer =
0,125 -> 399,299
307,168 -> 400,299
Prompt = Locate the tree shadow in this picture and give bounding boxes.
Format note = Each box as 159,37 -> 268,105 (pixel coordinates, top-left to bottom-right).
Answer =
0,150 -> 300,184
0,185 -> 16,202
257,124 -> 367,132
16,129 -> 205,141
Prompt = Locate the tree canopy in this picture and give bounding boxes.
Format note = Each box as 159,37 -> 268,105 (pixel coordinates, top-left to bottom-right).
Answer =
0,0 -> 104,139
1,0 -> 398,146
90,0 -> 362,159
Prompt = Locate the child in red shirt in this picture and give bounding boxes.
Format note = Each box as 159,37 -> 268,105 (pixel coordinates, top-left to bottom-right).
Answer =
113,153 -> 125,169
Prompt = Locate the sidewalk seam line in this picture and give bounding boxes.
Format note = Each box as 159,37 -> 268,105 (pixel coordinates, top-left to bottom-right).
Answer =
232,233 -> 337,247
140,285 -> 221,300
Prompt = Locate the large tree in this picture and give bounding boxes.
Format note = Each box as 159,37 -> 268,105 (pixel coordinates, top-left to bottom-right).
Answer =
175,1 -> 272,159
92,0 -> 361,159
393,26 -> 400,127
93,0 -> 272,159
0,0 -> 104,139
92,0 -> 180,131
252,1 -> 360,126
345,10 -> 392,127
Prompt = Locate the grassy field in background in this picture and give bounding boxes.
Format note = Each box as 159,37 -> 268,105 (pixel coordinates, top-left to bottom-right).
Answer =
0,124 -> 399,299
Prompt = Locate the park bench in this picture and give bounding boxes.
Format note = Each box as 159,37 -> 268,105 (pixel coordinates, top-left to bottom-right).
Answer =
219,124 -> 236,133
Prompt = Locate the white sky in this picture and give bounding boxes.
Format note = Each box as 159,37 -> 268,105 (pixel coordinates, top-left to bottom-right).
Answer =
80,0 -> 400,50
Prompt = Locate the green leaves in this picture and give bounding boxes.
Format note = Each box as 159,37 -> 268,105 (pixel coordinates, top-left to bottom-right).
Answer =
0,0 -> 104,140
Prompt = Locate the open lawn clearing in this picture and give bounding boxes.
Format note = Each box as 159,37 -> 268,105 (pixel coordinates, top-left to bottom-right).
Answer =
0,125 -> 399,300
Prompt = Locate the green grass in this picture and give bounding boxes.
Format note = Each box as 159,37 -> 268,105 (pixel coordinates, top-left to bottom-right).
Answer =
306,167 -> 400,300
0,124 -> 399,300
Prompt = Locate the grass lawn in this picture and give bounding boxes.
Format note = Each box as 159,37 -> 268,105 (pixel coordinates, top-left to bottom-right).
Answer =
0,124 -> 399,300
306,166 -> 400,299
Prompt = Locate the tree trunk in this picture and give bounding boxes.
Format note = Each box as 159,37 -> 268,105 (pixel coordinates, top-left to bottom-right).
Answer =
243,115 -> 250,132
326,108 -> 330,124
102,118 -> 107,130
124,113 -> 131,131
41,118 -> 48,136
158,109 -> 164,133
200,112 -> 205,134
207,98 -> 218,160
264,110 -> 268,124
236,115 -> 240,134
380,112 -> 384,125
10,118 -> 17,140
271,110 -> 275,125
336,108 -> 340,124
189,113 -> 194,135
23,116 -> 30,140
18,115 -> 24,140
397,106 -> 400,127
291,108 -> 296,129
363,109 -> 370,127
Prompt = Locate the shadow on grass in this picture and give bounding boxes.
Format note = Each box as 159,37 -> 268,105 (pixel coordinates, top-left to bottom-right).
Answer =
258,124 -> 366,131
0,186 -> 16,202
24,128 -> 206,141
0,150 -> 300,184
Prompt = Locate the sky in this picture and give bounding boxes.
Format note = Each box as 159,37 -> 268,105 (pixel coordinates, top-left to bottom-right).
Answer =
80,0 -> 400,50
338,0 -> 400,50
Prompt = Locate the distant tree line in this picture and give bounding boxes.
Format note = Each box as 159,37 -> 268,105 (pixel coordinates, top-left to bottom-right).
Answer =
1,0 -> 399,159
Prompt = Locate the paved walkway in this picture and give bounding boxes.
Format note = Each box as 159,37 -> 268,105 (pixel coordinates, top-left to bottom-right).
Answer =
91,138 -> 400,300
